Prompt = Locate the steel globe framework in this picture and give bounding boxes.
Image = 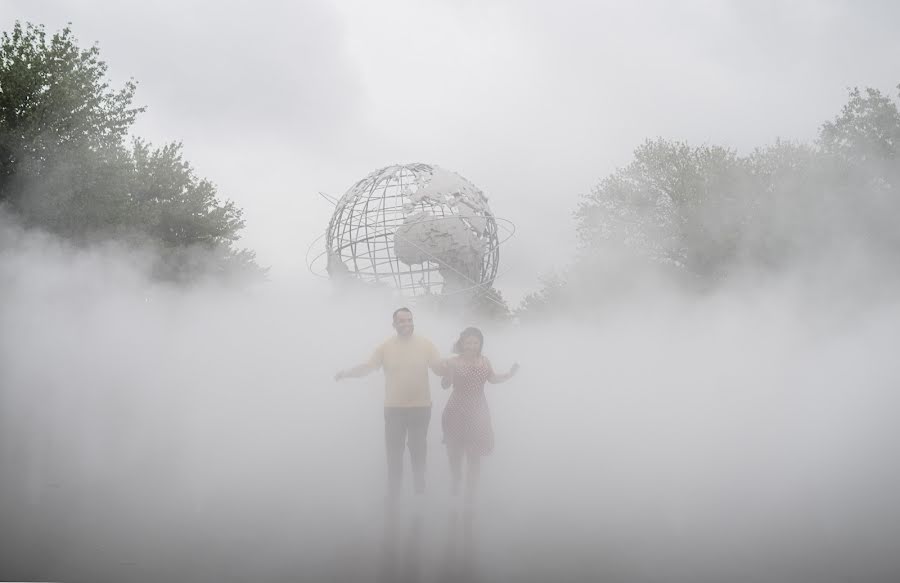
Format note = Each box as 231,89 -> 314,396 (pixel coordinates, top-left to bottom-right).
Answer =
325,164 -> 501,297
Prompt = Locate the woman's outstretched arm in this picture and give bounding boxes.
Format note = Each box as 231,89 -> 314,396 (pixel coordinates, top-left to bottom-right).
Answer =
487,359 -> 519,384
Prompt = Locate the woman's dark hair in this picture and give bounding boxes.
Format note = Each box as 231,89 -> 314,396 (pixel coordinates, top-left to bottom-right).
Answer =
452,326 -> 484,354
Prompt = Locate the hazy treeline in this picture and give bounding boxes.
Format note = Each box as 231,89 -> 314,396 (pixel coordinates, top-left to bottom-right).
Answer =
520,86 -> 900,317
0,22 -> 262,282
6,21 -> 897,309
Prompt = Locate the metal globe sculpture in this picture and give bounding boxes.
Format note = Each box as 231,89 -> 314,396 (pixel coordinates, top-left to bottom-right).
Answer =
324,163 -> 502,297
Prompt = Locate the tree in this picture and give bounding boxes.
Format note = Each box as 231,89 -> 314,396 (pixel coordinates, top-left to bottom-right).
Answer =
466,285 -> 512,322
0,22 -> 262,281
516,273 -> 566,322
820,86 -> 900,166
818,86 -> 900,257
739,139 -> 820,269
555,84 -> 900,308
576,139 -> 748,280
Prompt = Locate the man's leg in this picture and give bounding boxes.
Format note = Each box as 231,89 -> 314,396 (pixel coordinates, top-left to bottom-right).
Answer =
406,406 -> 432,494
384,407 -> 407,496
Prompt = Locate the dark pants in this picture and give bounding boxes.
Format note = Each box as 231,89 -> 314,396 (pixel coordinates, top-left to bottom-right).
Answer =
384,406 -> 431,494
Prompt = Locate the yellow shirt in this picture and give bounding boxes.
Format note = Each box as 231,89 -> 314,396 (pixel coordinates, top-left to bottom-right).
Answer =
368,334 -> 440,407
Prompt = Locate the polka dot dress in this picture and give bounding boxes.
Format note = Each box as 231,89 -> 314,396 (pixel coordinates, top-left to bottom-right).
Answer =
442,357 -> 495,456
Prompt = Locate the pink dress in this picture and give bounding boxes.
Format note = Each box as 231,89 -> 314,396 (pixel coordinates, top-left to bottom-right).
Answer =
442,357 -> 495,455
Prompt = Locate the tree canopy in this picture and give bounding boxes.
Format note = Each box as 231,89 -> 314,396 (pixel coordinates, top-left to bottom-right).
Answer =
0,22 -> 262,282
517,84 -> 900,316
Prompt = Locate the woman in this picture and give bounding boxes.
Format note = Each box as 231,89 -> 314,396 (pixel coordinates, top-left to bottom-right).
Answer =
441,327 -> 518,499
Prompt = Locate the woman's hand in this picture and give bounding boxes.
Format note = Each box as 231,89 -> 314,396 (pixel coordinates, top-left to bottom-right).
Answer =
488,361 -> 519,384
440,357 -> 455,389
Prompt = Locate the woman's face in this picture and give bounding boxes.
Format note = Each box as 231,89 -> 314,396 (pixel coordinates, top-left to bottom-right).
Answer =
461,334 -> 482,356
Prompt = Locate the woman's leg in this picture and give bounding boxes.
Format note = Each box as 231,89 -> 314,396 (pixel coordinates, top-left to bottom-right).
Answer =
461,452 -> 480,545
447,443 -> 463,495
464,452 -> 481,502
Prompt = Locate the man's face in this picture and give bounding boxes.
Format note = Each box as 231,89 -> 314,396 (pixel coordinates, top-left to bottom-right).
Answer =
393,310 -> 414,336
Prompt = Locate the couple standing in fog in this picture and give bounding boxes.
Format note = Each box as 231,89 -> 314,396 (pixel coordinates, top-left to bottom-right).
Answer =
335,307 -> 518,499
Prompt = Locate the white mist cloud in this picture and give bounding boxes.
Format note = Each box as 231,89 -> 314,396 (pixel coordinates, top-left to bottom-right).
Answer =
3,211 -> 900,581
2,2 -> 900,580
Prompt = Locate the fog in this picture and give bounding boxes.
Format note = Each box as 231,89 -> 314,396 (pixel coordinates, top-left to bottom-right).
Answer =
4,1 -> 900,581
2,205 -> 900,582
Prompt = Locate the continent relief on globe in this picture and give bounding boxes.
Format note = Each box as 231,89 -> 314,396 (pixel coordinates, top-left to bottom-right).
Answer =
394,211 -> 485,290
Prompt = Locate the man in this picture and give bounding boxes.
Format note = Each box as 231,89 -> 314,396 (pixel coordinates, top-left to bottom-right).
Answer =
335,307 -> 445,496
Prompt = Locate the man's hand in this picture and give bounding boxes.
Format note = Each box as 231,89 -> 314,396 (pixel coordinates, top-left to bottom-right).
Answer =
335,363 -> 374,381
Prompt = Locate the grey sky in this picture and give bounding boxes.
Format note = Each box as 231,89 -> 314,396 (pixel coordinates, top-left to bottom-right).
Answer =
2,0 -> 898,301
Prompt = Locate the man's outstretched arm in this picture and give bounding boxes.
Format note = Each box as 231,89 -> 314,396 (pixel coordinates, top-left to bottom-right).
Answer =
336,344 -> 382,381
335,363 -> 376,381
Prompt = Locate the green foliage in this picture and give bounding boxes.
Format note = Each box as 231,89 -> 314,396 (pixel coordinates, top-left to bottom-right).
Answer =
577,139 -> 748,279
820,86 -> 900,164
516,273 -> 566,322
519,84 -> 900,315
416,284 -> 512,322
0,22 -> 263,282
577,86 -> 900,280
466,285 -> 512,322
817,87 -> 900,257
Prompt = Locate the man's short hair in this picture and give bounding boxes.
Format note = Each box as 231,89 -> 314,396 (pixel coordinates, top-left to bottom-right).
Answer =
392,307 -> 412,321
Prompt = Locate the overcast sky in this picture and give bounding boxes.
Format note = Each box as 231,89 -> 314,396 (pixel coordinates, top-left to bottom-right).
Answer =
2,0 -> 898,301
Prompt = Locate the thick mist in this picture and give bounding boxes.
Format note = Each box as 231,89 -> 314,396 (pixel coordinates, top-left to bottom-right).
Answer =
2,210 -> 900,583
